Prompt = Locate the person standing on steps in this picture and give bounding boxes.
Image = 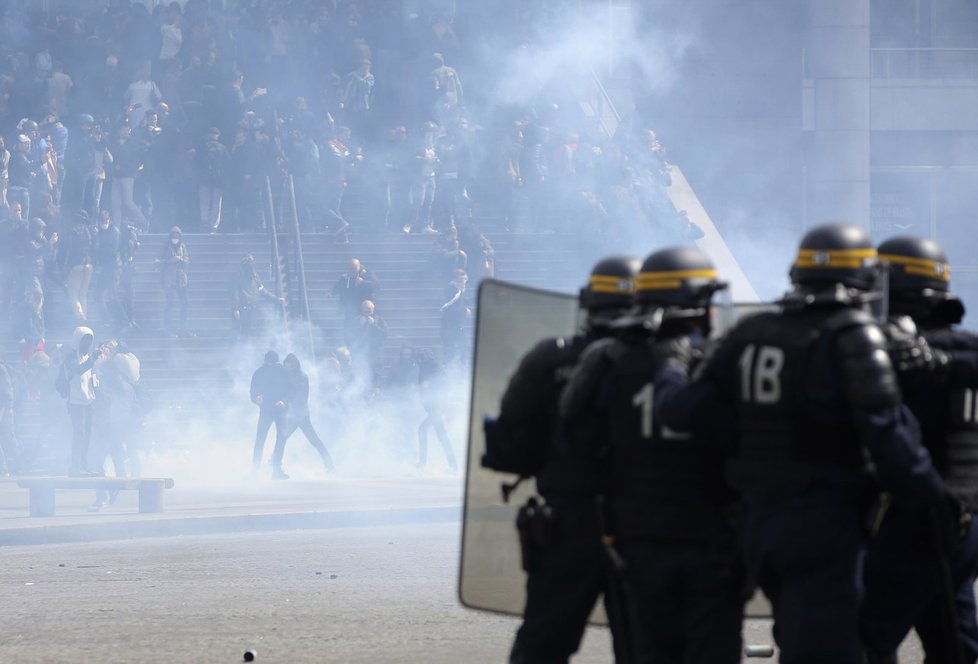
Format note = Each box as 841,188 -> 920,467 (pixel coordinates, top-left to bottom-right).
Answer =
158,226 -> 189,338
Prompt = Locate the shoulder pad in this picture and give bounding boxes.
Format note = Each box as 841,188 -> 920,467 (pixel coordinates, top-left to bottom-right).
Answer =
836,321 -> 889,354
819,307 -> 875,335
835,323 -> 901,409
520,335 -> 589,368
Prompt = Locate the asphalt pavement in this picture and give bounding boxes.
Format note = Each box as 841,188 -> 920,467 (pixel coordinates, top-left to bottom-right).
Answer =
0,473 -> 931,662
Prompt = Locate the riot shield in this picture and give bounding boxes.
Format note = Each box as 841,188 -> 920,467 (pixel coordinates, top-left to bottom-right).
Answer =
459,279 -> 774,620
459,279 -> 587,619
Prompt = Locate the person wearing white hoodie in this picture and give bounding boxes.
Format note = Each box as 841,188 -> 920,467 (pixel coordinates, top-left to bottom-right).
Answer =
64,325 -> 102,476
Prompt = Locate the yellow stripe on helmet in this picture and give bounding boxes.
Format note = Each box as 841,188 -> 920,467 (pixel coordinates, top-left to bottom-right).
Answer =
878,253 -> 951,281
588,274 -> 635,294
793,248 -> 877,270
636,269 -> 717,291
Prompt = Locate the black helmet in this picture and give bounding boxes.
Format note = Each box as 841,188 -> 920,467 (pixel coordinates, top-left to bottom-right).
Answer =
878,235 -> 949,295
635,246 -> 725,308
789,223 -> 878,291
878,235 -> 963,325
579,255 -> 640,312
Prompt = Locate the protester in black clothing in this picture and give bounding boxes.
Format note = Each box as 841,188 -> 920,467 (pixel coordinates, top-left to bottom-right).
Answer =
385,344 -> 418,392
415,349 -> 457,472
350,299 -> 388,391
196,127 -> 229,233
109,125 -> 148,232
158,226 -> 190,337
429,225 -> 467,281
119,224 -> 140,331
231,254 -> 284,340
457,223 -> 495,280
250,350 -> 291,480
93,210 -> 123,329
60,113 -> 98,218
282,354 -> 335,473
330,258 -> 380,344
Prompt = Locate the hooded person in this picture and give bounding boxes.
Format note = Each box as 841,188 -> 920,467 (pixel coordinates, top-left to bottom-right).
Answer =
63,325 -> 102,476
281,353 -> 335,473
249,350 -> 290,479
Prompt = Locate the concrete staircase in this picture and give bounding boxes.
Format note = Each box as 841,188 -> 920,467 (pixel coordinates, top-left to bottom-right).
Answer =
2,227 -> 587,472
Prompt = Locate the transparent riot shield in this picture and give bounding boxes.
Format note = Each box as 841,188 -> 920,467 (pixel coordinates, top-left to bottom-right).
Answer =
459,279 -> 586,618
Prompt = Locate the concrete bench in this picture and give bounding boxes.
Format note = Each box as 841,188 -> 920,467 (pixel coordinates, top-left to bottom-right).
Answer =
17,478 -> 175,517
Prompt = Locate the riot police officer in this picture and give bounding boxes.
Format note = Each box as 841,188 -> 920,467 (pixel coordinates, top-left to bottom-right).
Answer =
861,236 -> 978,663
560,246 -> 743,663
654,223 -> 945,663
483,255 -> 640,664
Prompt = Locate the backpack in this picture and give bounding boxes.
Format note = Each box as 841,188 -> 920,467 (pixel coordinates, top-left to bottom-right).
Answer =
55,361 -> 69,399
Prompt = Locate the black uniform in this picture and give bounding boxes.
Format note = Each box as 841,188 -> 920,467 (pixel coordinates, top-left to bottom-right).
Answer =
561,327 -> 742,663
484,254 -> 639,663
656,304 -> 944,663
861,320 -> 978,661
492,333 -> 626,664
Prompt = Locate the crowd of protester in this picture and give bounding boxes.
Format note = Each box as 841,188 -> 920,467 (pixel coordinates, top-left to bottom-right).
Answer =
0,0 -> 691,338
0,0 -> 697,476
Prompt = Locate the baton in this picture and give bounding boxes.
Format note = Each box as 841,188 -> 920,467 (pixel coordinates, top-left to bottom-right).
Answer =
595,494 -> 634,664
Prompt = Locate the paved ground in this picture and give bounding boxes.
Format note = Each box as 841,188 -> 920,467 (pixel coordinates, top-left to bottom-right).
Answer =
0,521 -> 933,663
0,472 -> 934,662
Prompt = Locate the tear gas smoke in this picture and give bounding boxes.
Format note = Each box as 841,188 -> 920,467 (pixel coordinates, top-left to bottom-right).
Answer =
136,316 -> 469,489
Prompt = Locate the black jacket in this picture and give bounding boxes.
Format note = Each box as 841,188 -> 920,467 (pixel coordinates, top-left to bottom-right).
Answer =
250,361 -> 290,410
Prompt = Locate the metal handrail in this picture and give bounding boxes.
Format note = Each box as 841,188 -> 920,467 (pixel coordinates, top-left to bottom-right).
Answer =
287,174 -> 315,360
264,176 -> 287,323
589,70 -> 622,139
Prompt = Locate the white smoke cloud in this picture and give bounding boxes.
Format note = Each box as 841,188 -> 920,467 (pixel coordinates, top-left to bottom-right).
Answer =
135,318 -> 469,490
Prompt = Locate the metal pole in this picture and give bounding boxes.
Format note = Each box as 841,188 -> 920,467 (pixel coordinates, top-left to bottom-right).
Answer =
265,177 -> 287,322
288,174 -> 315,360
